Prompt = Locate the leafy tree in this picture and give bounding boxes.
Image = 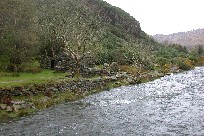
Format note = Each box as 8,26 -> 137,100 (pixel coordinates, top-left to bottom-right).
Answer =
38,0 -> 101,76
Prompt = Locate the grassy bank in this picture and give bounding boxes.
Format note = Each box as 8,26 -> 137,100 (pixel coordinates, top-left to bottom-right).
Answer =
0,68 -> 128,122
0,70 -> 67,88
0,79 -> 124,123
0,64 -> 198,122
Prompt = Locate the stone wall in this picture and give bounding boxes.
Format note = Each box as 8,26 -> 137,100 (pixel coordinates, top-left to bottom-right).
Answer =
0,73 -> 133,100
0,73 -> 133,112
40,49 -> 74,71
0,70 -> 170,112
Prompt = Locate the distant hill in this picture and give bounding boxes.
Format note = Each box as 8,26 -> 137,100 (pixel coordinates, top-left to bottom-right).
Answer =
153,28 -> 204,49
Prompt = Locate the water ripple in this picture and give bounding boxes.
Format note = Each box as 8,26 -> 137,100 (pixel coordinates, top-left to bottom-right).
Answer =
1,67 -> 204,135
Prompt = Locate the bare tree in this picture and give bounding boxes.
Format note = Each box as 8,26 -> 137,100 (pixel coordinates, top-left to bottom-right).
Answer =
38,0 -> 101,76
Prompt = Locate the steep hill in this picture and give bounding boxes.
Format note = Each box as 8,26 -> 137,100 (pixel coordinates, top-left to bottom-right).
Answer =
153,28 -> 204,49
0,0 -> 190,72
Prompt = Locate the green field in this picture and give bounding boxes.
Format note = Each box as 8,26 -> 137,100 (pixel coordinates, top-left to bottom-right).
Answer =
0,70 -> 67,88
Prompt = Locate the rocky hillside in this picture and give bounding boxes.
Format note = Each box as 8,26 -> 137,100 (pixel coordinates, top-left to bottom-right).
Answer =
84,0 -> 141,37
153,28 -> 204,49
0,0 -> 190,72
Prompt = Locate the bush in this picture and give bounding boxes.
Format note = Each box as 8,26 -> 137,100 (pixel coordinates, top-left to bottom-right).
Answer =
119,65 -> 139,74
0,55 -> 10,71
196,56 -> 204,66
95,51 -> 114,64
156,57 -> 170,66
19,61 -> 42,73
176,59 -> 193,70
188,54 -> 198,62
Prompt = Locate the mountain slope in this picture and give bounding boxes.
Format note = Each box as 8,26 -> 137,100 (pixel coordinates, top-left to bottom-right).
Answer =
0,0 -> 190,72
153,28 -> 204,49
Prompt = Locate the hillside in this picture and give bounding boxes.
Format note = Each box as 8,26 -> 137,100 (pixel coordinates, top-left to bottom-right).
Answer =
153,28 -> 204,49
1,0 -> 204,122
0,0 -> 194,73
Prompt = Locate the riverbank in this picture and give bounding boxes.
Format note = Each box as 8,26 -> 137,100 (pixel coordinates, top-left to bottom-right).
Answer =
2,66 -> 203,135
0,66 -> 181,122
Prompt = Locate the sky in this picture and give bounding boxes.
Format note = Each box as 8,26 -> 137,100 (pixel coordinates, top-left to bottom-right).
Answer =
103,0 -> 204,35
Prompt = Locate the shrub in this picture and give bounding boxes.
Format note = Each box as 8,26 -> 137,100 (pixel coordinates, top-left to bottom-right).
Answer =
119,65 -> 139,74
156,57 -> 170,66
176,58 -> 194,70
19,61 -> 42,73
188,54 -> 198,62
162,64 -> 173,73
196,56 -> 204,66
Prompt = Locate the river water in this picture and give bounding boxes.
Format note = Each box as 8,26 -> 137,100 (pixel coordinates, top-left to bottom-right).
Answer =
1,67 -> 204,136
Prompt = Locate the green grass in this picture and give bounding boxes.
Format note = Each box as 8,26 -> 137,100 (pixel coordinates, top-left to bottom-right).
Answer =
0,70 -> 67,88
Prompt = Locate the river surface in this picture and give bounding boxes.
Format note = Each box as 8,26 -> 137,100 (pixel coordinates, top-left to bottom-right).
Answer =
1,67 -> 204,136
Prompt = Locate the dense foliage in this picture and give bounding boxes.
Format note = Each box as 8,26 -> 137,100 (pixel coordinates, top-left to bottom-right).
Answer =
0,0 -> 201,73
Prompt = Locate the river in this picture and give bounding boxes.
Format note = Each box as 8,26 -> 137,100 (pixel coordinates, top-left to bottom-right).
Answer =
1,67 -> 204,136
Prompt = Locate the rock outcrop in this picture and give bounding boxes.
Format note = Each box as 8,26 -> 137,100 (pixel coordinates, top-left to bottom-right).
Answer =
85,0 -> 141,37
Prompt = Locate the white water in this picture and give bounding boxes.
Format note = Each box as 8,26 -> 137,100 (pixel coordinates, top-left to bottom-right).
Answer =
1,67 -> 204,135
